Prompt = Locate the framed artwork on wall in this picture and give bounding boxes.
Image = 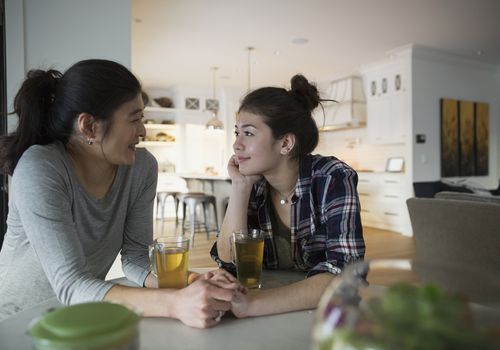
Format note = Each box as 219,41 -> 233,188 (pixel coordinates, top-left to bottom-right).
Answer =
441,98 -> 460,177
440,98 -> 489,177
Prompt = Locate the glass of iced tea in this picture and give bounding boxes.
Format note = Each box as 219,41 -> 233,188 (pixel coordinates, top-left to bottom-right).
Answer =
231,229 -> 264,289
149,236 -> 189,289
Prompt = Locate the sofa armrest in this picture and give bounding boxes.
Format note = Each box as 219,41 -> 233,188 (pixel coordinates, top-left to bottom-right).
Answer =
434,191 -> 500,204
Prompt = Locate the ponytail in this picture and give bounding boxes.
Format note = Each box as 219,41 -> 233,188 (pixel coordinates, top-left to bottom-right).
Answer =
0,69 -> 61,175
0,59 -> 141,175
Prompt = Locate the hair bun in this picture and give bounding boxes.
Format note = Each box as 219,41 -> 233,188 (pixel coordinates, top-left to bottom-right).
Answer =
289,74 -> 319,111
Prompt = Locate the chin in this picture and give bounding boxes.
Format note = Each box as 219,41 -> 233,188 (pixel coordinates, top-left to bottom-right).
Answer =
238,165 -> 260,177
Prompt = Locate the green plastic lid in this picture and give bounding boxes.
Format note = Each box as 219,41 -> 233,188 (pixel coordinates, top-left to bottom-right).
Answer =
29,302 -> 140,347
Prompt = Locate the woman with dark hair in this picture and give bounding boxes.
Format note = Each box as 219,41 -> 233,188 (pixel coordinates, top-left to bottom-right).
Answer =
0,59 -> 239,327
212,74 -> 365,317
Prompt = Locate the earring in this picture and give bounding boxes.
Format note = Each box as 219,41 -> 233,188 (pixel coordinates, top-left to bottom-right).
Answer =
87,138 -> 93,145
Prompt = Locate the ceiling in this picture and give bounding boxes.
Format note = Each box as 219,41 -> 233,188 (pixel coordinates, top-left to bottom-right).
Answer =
131,0 -> 500,90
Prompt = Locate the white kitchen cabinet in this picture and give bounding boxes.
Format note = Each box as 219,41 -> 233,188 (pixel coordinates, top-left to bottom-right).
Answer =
357,172 -> 413,235
363,61 -> 410,144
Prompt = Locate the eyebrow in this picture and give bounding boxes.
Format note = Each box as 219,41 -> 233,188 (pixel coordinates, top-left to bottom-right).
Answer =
235,123 -> 256,129
128,108 -> 145,117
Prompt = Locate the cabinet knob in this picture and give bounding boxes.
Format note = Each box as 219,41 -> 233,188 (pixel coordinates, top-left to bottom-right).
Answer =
370,81 -> 377,96
395,74 -> 402,91
382,78 -> 388,94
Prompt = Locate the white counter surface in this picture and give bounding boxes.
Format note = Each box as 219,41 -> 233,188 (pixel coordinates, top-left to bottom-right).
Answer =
178,173 -> 231,181
0,269 -> 314,350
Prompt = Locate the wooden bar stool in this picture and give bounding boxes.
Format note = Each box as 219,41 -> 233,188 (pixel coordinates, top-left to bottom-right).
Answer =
178,193 -> 218,247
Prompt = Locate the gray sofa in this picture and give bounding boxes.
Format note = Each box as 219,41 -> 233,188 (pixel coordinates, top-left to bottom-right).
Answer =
406,192 -> 500,302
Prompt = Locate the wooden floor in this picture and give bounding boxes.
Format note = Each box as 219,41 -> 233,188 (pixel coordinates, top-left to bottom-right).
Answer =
154,220 -> 416,268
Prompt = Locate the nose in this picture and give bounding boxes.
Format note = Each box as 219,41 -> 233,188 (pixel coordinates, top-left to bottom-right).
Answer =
138,120 -> 146,138
233,136 -> 243,151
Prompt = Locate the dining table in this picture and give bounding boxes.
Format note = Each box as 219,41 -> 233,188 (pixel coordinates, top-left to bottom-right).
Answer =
0,268 -> 315,350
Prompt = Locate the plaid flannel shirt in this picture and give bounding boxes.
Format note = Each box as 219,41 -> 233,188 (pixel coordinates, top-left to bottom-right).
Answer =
211,154 -> 365,277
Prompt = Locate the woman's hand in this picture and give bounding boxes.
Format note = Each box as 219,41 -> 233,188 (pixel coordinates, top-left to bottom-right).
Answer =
227,155 -> 262,186
169,278 -> 236,328
204,269 -> 247,293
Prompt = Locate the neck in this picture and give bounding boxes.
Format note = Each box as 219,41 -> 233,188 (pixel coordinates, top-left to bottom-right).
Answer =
266,158 -> 299,197
65,138 -> 117,188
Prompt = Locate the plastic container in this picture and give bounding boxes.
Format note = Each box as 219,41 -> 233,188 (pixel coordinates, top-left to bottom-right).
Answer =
28,301 -> 140,350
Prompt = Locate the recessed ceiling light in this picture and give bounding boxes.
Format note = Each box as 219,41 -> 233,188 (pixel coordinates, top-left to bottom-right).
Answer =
292,38 -> 309,45
274,50 -> 281,56
476,50 -> 483,56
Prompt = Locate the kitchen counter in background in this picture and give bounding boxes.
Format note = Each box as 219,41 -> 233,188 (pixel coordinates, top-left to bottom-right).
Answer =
178,173 -> 231,181
177,173 -> 232,225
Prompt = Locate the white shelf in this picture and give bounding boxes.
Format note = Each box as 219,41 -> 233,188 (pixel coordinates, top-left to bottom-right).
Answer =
138,141 -> 176,147
144,106 -> 212,126
144,124 -> 176,131
144,106 -> 211,115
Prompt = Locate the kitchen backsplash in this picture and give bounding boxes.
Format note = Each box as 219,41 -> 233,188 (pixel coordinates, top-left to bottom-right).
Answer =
315,128 -> 408,172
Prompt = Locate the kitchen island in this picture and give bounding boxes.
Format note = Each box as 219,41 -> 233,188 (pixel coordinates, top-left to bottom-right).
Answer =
0,269 -> 314,350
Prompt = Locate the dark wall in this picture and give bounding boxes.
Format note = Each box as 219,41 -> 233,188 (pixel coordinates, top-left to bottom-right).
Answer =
1,0 -> 8,249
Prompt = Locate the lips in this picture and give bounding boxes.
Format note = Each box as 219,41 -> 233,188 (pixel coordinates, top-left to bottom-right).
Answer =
237,156 -> 250,164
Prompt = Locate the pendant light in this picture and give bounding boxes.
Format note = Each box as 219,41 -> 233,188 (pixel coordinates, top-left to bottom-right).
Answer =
205,66 -> 223,130
246,46 -> 254,92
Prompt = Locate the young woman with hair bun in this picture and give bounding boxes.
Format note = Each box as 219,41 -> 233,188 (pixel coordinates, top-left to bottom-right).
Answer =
212,74 -> 365,317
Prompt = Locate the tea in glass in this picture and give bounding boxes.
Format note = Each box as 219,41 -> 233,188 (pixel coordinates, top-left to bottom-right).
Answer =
150,236 -> 189,289
231,230 -> 264,289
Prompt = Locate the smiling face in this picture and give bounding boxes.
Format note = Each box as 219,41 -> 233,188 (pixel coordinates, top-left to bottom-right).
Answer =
97,93 -> 146,165
233,111 -> 285,176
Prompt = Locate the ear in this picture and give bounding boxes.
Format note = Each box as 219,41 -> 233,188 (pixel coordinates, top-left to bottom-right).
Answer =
76,113 -> 97,139
279,133 -> 296,155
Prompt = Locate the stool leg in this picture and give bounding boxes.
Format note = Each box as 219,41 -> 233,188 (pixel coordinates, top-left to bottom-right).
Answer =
156,195 -> 160,221
202,203 -> 210,240
161,195 -> 167,234
189,200 -> 197,247
174,196 -> 180,230
212,200 -> 219,233
182,202 -> 186,236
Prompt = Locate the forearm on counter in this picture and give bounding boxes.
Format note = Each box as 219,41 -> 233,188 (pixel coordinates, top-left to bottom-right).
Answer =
103,283 -> 176,318
244,273 -> 335,317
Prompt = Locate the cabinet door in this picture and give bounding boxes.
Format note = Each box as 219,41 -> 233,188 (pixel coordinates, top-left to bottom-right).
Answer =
387,70 -> 409,143
367,94 -> 391,144
365,63 -> 410,145
387,93 -> 409,143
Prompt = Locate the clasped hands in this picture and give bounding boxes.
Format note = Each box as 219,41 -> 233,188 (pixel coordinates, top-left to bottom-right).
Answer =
173,269 -> 251,328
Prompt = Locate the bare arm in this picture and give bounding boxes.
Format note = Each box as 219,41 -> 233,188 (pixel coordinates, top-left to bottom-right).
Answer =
104,272 -> 239,328
230,273 -> 335,317
216,155 -> 261,262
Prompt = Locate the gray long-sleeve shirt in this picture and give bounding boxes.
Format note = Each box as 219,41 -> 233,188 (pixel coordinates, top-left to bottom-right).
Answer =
0,142 -> 157,321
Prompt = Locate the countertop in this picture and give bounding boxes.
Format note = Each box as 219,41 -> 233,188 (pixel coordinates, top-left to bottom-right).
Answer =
0,269 -> 313,350
178,173 -> 231,181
